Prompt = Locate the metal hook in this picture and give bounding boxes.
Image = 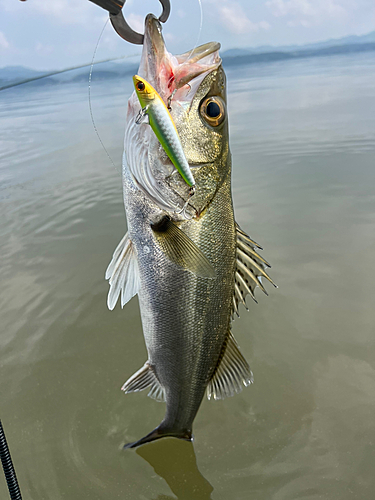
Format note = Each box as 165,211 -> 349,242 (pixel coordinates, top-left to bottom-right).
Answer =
88,0 -> 170,44
176,185 -> 196,220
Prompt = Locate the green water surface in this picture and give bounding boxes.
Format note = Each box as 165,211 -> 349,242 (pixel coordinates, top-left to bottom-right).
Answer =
1,52 -> 375,499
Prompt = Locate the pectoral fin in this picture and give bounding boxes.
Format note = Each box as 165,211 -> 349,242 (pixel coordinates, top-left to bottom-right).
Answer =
105,232 -> 140,310
151,216 -> 215,278
233,223 -> 276,316
122,362 -> 165,402
207,331 -> 253,401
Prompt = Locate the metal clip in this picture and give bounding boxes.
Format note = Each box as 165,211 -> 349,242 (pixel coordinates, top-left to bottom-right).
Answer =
88,0 -> 170,44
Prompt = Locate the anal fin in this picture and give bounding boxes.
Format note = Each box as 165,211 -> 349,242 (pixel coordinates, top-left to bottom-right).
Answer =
207,331 -> 253,401
122,362 -> 165,402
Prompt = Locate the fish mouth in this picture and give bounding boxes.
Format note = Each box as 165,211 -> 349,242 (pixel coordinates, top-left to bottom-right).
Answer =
138,14 -> 221,103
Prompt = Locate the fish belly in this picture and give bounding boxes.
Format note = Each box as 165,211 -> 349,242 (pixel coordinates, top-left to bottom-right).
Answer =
124,169 -> 236,432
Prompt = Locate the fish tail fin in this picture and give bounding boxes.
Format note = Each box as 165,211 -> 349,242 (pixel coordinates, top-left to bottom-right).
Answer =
124,425 -> 192,449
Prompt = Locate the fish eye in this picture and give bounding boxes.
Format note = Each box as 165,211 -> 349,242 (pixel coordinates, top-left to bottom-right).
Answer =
136,81 -> 145,91
199,96 -> 225,127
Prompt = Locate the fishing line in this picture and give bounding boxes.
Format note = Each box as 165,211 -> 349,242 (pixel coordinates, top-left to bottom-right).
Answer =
88,1 -> 202,172
0,55 -> 135,92
185,0 -> 204,63
88,19 -> 120,173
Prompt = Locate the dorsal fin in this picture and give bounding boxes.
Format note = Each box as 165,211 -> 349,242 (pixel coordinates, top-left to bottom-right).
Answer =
233,223 -> 276,316
207,331 -> 253,401
121,362 -> 166,402
105,232 -> 141,310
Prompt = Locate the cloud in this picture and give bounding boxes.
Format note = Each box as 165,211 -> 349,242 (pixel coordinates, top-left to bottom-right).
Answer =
35,42 -> 54,55
33,0 -> 106,24
218,3 -> 271,34
1,0 -> 106,25
0,31 -> 9,49
266,0 -> 349,25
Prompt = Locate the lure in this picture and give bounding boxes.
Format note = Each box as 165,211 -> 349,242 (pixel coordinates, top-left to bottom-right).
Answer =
133,75 -> 195,194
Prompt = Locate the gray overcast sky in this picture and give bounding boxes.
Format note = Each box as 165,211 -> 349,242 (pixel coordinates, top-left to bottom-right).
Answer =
1,0 -> 375,70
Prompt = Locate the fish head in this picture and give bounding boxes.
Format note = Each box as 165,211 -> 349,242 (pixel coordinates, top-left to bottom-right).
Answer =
125,14 -> 230,217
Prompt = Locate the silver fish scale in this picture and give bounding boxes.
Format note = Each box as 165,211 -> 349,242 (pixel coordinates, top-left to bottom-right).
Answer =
123,162 -> 236,433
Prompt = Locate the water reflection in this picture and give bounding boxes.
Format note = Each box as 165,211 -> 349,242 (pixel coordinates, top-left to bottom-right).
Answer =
136,439 -> 213,500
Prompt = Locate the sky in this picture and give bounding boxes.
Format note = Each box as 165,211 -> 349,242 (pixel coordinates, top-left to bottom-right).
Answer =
0,0 -> 375,70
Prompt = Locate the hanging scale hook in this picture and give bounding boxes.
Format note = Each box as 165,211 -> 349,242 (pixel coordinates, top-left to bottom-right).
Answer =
88,0 -> 170,44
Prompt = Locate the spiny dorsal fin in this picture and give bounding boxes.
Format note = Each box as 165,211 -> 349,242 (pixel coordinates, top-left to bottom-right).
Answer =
207,331 -> 253,401
233,223 -> 276,316
151,216 -> 215,278
105,232 -> 140,310
121,362 -> 166,403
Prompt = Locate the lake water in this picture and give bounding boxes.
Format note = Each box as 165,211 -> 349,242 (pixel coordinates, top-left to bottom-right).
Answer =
1,51 -> 375,499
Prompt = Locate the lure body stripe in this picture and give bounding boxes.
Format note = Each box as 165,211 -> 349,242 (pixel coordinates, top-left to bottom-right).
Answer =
133,75 -> 195,187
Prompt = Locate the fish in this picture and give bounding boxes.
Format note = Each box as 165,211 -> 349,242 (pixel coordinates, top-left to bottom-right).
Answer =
105,14 -> 276,449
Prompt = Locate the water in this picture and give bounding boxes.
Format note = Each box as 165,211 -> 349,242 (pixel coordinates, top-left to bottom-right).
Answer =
1,52 -> 375,499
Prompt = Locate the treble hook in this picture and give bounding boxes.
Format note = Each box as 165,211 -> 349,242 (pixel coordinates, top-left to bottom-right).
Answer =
176,185 -> 196,220
88,0 -> 171,44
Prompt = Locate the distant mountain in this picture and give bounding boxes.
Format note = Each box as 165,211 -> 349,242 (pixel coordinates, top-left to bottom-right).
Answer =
221,30 -> 375,57
222,41 -> 375,68
0,59 -> 138,91
1,30 -> 375,91
301,30 -> 375,50
0,66 -> 44,81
